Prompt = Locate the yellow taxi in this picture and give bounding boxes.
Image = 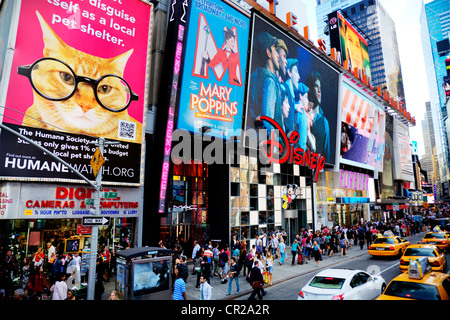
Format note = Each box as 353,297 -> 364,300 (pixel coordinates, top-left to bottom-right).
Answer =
368,236 -> 410,257
377,257 -> 450,300
421,232 -> 450,251
399,244 -> 447,272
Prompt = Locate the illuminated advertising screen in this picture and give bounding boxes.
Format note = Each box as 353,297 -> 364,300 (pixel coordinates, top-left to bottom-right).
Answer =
444,76 -> 450,97
328,11 -> 371,80
176,0 -> 250,139
245,14 -> 340,166
0,0 -> 152,184
340,81 -> 385,172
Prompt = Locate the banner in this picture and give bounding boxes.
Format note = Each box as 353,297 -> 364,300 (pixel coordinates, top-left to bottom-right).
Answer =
245,14 -> 340,165
1,0 -> 152,184
340,81 -> 385,172
176,0 -> 250,139
393,117 -> 414,182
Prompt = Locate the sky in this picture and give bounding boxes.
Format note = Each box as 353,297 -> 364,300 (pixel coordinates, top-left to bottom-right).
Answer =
271,0 -> 433,157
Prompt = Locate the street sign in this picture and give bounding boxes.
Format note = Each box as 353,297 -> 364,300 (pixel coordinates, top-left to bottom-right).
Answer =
90,147 -> 105,178
85,199 -> 95,206
82,216 -> 110,226
101,191 -> 118,199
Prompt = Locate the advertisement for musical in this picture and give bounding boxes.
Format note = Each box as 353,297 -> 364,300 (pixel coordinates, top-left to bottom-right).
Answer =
245,14 -> 340,166
0,182 -> 140,220
176,0 -> 250,139
0,0 -> 152,184
340,81 -> 385,172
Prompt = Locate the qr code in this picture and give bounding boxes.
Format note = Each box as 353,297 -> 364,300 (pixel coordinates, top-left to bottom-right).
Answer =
118,120 -> 136,140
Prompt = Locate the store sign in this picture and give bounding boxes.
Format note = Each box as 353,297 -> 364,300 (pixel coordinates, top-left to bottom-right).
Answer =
339,170 -> 369,191
259,116 -> 325,182
1,0 -> 152,184
0,182 -> 140,219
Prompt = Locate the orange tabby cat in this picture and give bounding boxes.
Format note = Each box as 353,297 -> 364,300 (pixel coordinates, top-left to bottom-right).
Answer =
23,11 -> 142,143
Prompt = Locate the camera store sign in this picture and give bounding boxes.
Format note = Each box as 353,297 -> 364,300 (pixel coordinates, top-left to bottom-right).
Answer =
0,182 -> 141,219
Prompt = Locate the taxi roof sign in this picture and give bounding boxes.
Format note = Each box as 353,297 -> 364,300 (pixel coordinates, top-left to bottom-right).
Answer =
408,257 -> 431,279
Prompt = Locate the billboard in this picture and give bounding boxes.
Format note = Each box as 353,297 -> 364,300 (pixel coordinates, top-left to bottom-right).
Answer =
393,117 -> 414,182
0,0 -> 152,184
175,0 -> 250,139
245,14 -> 340,166
444,76 -> 450,97
380,113 -> 395,198
328,11 -> 371,80
340,81 -> 385,172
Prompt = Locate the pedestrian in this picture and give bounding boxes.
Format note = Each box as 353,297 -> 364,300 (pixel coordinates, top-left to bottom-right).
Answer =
265,251 -> 273,286
176,256 -> 189,283
51,273 -> 67,300
312,240 -> 321,267
227,257 -> 240,295
278,238 -> 286,265
194,251 -> 202,288
108,290 -> 120,300
173,273 -> 187,300
365,228 -> 373,249
192,240 -> 201,275
213,243 -> 220,277
20,257 -> 32,291
219,245 -> 230,284
66,289 -> 77,300
247,260 -> 264,300
291,240 -> 299,266
32,247 -> 45,270
199,275 -> 212,300
359,227 -> 365,250
200,256 -> 211,284
340,233 -> 348,257
29,265 -> 45,300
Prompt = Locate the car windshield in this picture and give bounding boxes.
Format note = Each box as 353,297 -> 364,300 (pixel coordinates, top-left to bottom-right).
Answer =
424,233 -> 445,239
384,281 -> 441,300
403,248 -> 436,257
374,238 -> 395,244
309,276 -> 345,289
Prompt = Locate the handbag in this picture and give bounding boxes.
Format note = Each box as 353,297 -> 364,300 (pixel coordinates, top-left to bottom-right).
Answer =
252,281 -> 262,290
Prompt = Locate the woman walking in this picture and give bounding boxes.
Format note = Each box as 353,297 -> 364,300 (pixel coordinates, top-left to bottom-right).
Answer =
312,240 -> 321,267
278,238 -> 286,265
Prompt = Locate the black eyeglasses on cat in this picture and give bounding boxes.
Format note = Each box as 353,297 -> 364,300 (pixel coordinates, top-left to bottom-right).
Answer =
18,57 -> 139,112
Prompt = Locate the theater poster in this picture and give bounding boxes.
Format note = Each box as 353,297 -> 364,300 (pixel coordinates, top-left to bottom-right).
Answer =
176,0 -> 250,139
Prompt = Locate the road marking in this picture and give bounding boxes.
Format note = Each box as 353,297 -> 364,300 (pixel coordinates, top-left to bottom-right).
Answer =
376,262 -> 400,276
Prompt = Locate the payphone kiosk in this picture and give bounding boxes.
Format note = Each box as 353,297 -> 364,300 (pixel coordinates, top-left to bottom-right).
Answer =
115,247 -> 175,300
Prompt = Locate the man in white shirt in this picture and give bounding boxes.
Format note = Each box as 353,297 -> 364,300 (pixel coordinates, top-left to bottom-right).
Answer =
199,275 -> 212,300
192,240 -> 201,274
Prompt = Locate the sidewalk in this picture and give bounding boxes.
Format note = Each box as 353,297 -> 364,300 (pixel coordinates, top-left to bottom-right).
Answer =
101,231 -> 426,300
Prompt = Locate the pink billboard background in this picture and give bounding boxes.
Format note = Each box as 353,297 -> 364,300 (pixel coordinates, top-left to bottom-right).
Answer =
3,0 -> 151,133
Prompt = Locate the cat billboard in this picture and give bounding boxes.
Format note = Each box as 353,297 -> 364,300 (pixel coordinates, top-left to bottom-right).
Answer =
175,0 -> 250,139
0,0 -> 152,184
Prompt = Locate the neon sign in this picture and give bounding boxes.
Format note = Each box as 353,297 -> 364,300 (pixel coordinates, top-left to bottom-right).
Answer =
158,23 -> 186,213
259,116 -> 326,182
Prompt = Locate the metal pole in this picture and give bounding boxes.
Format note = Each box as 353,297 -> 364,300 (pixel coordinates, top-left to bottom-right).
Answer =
87,137 -> 104,300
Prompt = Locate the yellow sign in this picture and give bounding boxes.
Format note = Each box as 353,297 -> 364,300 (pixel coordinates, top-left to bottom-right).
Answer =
423,202 -> 429,209
24,210 -> 32,216
90,147 -> 105,178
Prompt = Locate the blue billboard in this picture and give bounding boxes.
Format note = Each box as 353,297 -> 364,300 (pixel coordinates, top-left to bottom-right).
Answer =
176,0 -> 250,139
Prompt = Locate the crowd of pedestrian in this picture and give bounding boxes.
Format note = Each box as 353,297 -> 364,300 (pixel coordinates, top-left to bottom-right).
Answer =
0,235 -> 118,301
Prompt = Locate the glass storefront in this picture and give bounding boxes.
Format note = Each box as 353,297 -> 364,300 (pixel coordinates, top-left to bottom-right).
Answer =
161,162 -> 209,254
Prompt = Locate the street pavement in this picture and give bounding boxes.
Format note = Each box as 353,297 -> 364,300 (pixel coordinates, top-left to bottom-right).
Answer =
101,231 -> 427,300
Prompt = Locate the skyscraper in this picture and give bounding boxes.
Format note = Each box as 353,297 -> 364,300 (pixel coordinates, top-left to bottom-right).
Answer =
421,0 -> 450,197
315,0 -> 406,103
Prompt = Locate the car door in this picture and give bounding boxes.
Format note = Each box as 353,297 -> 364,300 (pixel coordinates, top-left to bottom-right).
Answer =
348,272 -> 376,300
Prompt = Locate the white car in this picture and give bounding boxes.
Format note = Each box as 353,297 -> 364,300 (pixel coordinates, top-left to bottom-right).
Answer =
297,268 -> 386,300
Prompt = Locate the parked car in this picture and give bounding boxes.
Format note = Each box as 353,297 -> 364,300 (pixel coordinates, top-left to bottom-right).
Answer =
297,268 -> 386,300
